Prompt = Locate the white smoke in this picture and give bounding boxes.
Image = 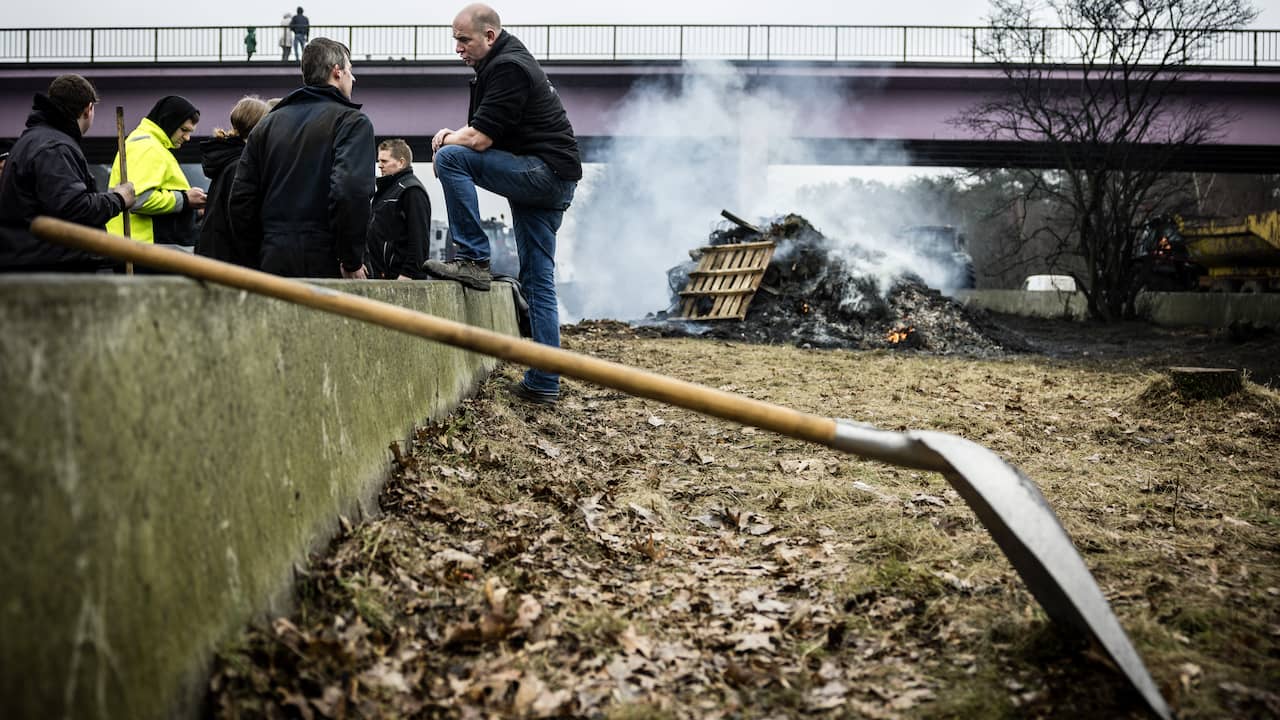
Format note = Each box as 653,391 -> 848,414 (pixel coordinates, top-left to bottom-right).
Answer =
560,61 -> 958,322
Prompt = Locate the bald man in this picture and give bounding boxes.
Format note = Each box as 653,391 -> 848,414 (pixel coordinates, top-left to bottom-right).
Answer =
425,3 -> 582,405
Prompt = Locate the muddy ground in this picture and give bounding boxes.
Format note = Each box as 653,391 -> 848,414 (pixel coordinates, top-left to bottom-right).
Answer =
208,314 -> 1279,719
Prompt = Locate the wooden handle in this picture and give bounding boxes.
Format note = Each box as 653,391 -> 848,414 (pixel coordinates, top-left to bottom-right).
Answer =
29,216 -> 839,447
115,106 -> 133,275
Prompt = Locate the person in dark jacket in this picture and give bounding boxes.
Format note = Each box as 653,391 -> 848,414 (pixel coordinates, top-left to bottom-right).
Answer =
366,138 -> 430,280
228,37 -> 373,278
197,95 -> 268,266
0,74 -> 135,272
424,3 -> 582,404
289,7 -> 309,61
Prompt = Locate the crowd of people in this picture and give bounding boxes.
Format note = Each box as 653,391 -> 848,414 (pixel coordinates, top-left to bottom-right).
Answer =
0,3 -> 581,404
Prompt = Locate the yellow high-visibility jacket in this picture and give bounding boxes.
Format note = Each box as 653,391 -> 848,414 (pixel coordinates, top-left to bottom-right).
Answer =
106,118 -> 193,245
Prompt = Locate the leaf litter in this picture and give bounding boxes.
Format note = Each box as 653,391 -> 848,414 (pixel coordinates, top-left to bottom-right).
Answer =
209,319 -> 1280,719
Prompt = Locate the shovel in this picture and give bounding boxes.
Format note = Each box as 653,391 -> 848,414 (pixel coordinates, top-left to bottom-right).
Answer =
30,216 -> 1172,719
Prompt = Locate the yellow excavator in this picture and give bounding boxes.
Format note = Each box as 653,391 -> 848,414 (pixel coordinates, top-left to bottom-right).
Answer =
1134,210 -> 1280,292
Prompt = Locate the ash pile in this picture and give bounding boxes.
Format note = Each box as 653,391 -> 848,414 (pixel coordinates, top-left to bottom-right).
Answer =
652,212 -> 1016,355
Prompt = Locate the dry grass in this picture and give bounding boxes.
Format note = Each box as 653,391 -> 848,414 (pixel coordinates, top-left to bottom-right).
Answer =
209,327 -> 1280,719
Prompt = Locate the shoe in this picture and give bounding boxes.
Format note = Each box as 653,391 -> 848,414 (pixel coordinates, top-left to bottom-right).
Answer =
422,258 -> 491,291
507,380 -> 558,406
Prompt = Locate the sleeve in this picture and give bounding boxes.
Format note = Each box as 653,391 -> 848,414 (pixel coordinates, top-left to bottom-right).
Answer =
329,112 -> 376,271
36,146 -> 126,227
227,134 -> 264,266
469,63 -> 531,144
127,142 -> 180,216
397,187 -> 431,278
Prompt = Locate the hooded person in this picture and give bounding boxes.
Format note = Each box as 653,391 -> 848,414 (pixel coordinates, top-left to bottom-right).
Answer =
197,96 -> 269,266
106,95 -> 208,251
0,74 -> 136,271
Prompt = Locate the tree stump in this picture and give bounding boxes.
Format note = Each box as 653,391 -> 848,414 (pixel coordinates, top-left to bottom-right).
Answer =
1165,367 -> 1243,400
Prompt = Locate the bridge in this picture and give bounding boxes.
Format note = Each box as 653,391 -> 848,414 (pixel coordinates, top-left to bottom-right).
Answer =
2,25 -> 1279,172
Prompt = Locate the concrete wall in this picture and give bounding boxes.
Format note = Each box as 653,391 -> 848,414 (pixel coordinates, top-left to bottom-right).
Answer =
955,289 -> 1280,327
0,276 -> 517,719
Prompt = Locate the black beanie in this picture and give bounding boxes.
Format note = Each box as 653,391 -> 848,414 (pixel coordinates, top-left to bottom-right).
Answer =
146,95 -> 200,137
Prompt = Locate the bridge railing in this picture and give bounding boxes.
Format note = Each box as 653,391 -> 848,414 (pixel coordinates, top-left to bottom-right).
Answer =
0,24 -> 1277,65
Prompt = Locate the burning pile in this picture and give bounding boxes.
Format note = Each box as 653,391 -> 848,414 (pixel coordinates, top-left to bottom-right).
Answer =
652,213 -> 1015,355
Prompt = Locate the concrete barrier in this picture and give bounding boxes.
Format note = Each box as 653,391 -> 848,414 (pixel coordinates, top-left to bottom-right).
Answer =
955,289 -> 1280,327
0,276 -> 518,719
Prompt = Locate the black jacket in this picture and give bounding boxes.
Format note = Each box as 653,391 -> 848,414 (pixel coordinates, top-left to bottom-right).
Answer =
0,94 -> 127,271
196,135 -> 254,266
289,13 -> 309,36
365,168 -> 430,280
468,31 -> 582,181
228,85 -> 375,277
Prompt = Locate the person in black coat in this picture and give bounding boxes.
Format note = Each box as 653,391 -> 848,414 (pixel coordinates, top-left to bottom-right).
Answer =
0,74 -> 135,272
228,38 -> 374,278
196,96 -> 268,266
365,138 -> 430,280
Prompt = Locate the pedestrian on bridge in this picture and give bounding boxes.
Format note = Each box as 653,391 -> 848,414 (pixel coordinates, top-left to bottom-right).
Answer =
289,7 -> 309,61
279,13 -> 294,62
0,75 -> 135,272
425,3 -> 582,406
244,27 -> 257,61
228,37 -> 374,278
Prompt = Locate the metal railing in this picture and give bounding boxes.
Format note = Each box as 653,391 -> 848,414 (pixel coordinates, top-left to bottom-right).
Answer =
0,24 -> 1277,66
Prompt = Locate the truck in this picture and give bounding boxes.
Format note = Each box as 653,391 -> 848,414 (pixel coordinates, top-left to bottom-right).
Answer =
1133,211 -> 1280,292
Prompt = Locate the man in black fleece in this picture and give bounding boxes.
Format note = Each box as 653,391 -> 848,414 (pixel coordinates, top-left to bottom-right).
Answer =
0,74 -> 135,272
425,3 -> 582,404
228,37 -> 374,278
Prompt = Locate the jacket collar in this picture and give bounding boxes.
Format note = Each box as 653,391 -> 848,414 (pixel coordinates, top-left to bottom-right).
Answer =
473,30 -> 513,75
375,166 -> 415,191
135,117 -> 174,149
26,93 -> 82,143
276,84 -> 362,110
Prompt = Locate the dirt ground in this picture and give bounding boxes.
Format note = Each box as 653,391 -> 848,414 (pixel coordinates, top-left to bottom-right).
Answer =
208,314 -> 1280,719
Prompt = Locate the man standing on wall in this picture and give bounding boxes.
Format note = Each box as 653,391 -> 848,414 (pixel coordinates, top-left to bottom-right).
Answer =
425,2 -> 582,405
228,38 -> 373,278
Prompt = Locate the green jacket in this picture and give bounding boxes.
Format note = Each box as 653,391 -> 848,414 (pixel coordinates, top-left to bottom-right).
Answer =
107,117 -> 194,245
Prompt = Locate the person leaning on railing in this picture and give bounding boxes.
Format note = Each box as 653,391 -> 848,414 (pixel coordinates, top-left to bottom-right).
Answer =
289,7 -> 310,61
0,74 -> 135,272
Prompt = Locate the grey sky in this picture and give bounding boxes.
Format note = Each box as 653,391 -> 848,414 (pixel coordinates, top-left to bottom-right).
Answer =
8,0 -> 1280,28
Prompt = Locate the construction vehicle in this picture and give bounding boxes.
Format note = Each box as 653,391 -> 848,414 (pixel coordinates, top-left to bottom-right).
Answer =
442,216 -> 520,277
1133,211 -> 1280,292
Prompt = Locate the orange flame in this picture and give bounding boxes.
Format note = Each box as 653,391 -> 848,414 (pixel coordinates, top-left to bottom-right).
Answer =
886,326 -> 915,344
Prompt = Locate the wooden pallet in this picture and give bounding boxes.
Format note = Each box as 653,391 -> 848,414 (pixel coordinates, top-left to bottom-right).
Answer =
677,240 -> 777,320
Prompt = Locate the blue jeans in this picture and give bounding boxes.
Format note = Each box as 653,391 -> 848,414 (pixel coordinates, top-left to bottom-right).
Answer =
293,34 -> 307,61
434,144 -> 576,396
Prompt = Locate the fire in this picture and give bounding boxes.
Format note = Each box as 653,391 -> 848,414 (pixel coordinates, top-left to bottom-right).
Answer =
886,326 -> 915,344
801,302 -> 810,314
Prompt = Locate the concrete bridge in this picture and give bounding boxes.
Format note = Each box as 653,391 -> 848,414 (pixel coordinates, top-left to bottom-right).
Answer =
2,25 -> 1279,172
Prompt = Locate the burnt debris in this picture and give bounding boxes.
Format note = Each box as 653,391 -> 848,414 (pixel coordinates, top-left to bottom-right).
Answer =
651,213 -> 1018,356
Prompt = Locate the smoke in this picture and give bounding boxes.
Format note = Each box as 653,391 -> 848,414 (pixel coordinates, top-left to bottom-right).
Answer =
560,61 -> 963,322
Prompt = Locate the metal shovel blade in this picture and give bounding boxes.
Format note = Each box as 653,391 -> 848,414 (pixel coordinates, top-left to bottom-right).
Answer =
833,420 -> 1171,720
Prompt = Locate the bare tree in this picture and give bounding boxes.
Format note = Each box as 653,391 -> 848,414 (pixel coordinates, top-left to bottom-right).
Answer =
959,0 -> 1257,319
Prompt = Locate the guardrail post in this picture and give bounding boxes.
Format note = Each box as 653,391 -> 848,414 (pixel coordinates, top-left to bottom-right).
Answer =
765,26 -> 770,61
679,26 -> 684,61
414,27 -> 418,61
1254,30 -> 1259,67
26,29 -> 31,63
903,26 -> 908,62
90,29 -> 95,63
218,30 -> 223,62
348,26 -> 353,54
833,26 -> 839,61
154,28 -> 159,62
747,25 -> 752,60
545,25 -> 550,61
612,25 -> 617,61
972,29 -> 977,62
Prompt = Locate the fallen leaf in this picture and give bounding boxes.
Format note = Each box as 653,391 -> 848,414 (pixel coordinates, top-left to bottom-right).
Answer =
619,624 -> 654,658
535,438 -> 561,458
732,632 -> 774,652
647,415 -> 666,427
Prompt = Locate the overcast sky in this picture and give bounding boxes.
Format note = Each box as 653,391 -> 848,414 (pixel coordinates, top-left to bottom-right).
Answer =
7,0 -> 1280,28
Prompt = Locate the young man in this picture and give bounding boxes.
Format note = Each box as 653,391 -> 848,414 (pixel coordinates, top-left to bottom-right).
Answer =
366,139 -> 430,280
106,95 -> 207,251
228,37 -> 374,278
425,3 -> 582,405
0,74 -> 135,271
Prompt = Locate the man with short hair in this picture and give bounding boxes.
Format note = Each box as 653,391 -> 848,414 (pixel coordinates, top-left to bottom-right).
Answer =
107,95 -> 207,251
229,37 -> 374,278
0,74 -> 136,271
366,139 -> 430,280
425,3 -> 582,405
